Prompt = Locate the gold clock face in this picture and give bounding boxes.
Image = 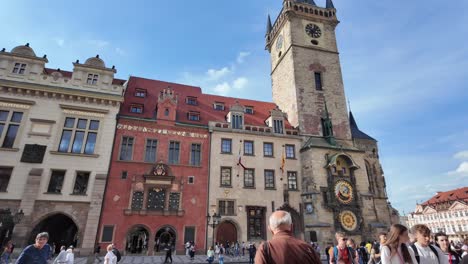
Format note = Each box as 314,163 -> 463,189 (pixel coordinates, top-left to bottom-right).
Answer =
340,210 -> 358,231
334,180 -> 353,204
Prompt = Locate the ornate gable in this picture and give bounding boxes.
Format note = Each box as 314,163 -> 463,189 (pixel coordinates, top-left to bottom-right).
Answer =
448,200 -> 468,211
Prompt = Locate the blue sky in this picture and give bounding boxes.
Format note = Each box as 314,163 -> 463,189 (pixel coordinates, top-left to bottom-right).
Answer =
1,0 -> 467,214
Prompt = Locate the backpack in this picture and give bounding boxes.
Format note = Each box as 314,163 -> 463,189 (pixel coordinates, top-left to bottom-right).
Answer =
358,247 -> 369,263
410,244 -> 439,264
112,248 -> 122,262
333,246 -> 356,264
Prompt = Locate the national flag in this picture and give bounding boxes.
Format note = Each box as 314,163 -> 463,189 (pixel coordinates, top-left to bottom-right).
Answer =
280,145 -> 285,174
237,141 -> 246,169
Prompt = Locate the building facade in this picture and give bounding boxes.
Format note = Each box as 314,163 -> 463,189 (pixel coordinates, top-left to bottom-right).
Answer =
98,77 -> 210,254
207,99 -> 302,246
0,44 -> 124,253
265,0 -> 397,246
406,187 -> 468,242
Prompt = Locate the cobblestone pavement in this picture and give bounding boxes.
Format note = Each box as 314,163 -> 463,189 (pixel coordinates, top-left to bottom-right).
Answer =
74,254 -> 251,263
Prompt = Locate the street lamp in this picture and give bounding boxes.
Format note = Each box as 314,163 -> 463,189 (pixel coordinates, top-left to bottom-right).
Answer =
207,212 -> 221,247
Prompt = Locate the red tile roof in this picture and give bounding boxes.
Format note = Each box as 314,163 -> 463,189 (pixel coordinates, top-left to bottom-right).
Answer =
121,76 -> 293,128
422,187 -> 468,205
43,68 -> 126,85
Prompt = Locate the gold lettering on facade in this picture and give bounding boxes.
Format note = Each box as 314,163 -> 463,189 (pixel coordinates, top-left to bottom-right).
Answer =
0,102 -> 31,109
116,124 -> 208,138
63,109 -> 105,118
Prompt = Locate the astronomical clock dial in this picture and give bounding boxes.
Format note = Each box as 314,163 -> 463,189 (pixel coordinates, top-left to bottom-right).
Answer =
276,34 -> 284,50
305,23 -> 322,38
339,210 -> 358,231
334,180 -> 354,204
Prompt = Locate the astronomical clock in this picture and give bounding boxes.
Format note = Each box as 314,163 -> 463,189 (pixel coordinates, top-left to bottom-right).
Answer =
325,153 -> 362,234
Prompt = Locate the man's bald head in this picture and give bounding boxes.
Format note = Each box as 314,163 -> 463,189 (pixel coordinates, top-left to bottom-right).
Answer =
269,210 -> 292,233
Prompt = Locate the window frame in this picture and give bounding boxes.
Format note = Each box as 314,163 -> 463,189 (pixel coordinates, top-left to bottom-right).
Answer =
144,138 -> 158,163
244,168 -> 255,188
134,89 -> 147,98
314,72 -> 323,91
187,111 -> 200,121
231,114 -> 243,129
119,136 -> 134,161
244,106 -> 254,114
264,169 -> 275,190
221,138 -> 232,154
86,73 -> 99,85
100,225 -> 115,243
0,167 -> 13,192
273,119 -> 284,134
57,116 -> 100,155
285,144 -> 296,159
190,143 -> 202,166
218,199 -> 236,216
130,104 -> 144,114
186,96 -> 198,106
46,170 -> 66,194
263,142 -> 274,157
213,103 -> 225,111
220,167 -> 232,187
0,110 -> 24,148
168,141 -> 180,164
72,171 -> 91,195
243,140 -> 254,156
12,63 -> 27,74
287,171 -> 298,190
247,206 -> 266,240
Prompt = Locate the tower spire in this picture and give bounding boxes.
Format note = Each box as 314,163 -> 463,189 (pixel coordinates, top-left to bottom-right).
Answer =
265,15 -> 273,37
326,0 -> 335,9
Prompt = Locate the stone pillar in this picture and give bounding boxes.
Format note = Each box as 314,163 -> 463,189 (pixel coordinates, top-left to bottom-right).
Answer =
14,168 -> 43,247
81,174 -> 107,254
148,239 -> 155,256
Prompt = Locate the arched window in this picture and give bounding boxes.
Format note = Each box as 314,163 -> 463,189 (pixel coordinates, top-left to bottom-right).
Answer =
164,108 -> 169,116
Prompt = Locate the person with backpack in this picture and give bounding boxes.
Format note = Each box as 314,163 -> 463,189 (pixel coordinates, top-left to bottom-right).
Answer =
111,244 -> 121,263
435,232 -> 461,264
380,224 -> 417,264
358,242 -> 369,264
408,224 -> 448,264
329,232 -> 355,264
104,244 -> 117,264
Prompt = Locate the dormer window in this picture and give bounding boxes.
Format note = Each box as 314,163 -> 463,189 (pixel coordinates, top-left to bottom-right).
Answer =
188,112 -> 200,121
12,63 -> 26,74
231,114 -> 243,129
135,89 -> 147,98
245,106 -> 254,114
87,74 -> 99,85
186,97 -> 198,105
214,103 -> 225,111
273,119 -> 284,134
130,104 -> 143,114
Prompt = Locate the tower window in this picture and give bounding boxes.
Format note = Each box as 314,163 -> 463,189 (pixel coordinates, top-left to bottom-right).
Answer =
12,63 -> 27,74
273,119 -> 284,134
134,89 -> 147,98
87,74 -> 99,85
188,112 -> 200,121
130,105 -> 143,114
314,72 -> 323,90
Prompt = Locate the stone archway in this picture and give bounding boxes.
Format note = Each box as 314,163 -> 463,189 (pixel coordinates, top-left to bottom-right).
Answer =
216,220 -> 238,244
154,226 -> 176,253
126,225 -> 150,255
29,213 -> 78,253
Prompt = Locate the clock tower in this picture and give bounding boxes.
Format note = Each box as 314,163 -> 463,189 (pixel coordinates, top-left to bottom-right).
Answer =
266,0 -> 398,245
266,0 -> 351,140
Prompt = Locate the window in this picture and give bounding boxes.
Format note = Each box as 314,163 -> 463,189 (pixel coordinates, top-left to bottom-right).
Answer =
221,138 -> 232,153
220,167 -> 232,187
186,97 -> 198,105
273,119 -> 284,134
285,145 -> 296,159
168,141 -> 180,164
121,171 -> 128,179
131,191 -> 143,210
147,188 -> 166,210
164,109 -> 169,116
184,227 -> 196,245
264,170 -> 275,189
247,207 -> 266,240
244,169 -> 255,188
58,118 -> 99,154
214,103 -> 225,111
134,89 -> 147,98
263,142 -> 274,157
119,136 -> 134,161
0,167 -> 13,192
101,226 -> 114,243
86,74 -> 99,85
245,107 -> 254,114
12,63 -> 27,74
188,176 -> 195,184
232,114 -> 243,129
145,139 -> 158,163
287,171 -> 298,190
0,110 -> 23,148
219,200 -> 235,216
244,140 -> 254,155
188,112 -> 200,121
314,72 -> 323,90
169,192 -> 181,211
72,171 -> 90,195
130,105 -> 143,113
47,170 -> 66,193
190,143 -> 201,166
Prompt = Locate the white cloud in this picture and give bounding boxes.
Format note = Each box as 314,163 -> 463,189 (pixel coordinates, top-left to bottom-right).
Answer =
454,151 -> 468,160
233,77 -> 248,90
213,82 -> 231,95
54,38 -> 65,47
206,67 -> 230,81
115,47 -> 126,56
88,39 -> 110,48
236,51 -> 250,64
